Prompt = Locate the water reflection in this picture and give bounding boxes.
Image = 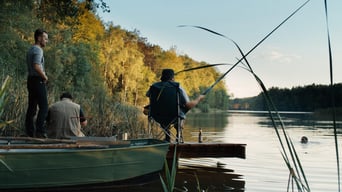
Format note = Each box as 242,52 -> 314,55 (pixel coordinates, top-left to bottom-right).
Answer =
185,112 -> 229,143
176,164 -> 245,192
187,112 -> 228,129
181,112 -> 245,191
183,111 -> 342,192
253,111 -> 342,132
13,111 -> 342,192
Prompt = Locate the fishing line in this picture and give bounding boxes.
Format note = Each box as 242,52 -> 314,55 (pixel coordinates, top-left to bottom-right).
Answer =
179,1 -> 312,190
178,0 -> 310,95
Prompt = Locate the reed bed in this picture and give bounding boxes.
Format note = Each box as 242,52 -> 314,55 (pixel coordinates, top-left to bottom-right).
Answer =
0,76 -> 12,130
0,76 -> 148,139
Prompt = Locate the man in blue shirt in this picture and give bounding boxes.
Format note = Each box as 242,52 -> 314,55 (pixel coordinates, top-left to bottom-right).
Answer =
25,29 -> 49,138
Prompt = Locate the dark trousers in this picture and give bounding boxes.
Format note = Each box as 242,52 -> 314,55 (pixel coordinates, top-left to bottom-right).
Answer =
25,76 -> 48,137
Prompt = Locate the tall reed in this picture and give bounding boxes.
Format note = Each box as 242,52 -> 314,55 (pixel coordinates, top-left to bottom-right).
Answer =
0,76 -> 13,130
323,0 -> 340,191
180,1 -> 312,191
160,145 -> 178,192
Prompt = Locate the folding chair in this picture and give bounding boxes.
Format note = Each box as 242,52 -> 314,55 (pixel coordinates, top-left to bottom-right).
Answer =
148,81 -> 183,143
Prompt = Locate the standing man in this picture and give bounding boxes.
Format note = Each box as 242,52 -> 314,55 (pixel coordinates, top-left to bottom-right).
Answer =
25,28 -> 49,138
46,92 -> 87,139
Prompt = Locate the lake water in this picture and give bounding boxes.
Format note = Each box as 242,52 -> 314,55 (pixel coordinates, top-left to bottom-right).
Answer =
181,111 -> 342,192
96,111 -> 342,192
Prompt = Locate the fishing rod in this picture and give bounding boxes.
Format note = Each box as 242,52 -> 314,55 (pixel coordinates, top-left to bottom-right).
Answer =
175,62 -> 251,75
178,2 -> 312,190
175,63 -> 233,75
179,0 -> 310,96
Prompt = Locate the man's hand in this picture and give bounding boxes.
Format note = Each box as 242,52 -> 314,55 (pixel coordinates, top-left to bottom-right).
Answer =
197,95 -> 205,102
42,75 -> 48,83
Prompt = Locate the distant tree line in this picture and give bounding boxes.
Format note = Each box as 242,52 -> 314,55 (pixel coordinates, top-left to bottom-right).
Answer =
229,83 -> 342,112
0,0 -> 228,136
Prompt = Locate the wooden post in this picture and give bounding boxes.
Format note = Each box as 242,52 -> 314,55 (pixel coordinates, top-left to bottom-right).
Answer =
198,128 -> 203,143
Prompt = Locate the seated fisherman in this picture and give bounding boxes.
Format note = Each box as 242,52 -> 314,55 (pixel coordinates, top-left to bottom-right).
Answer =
146,69 -> 205,142
46,92 -> 87,139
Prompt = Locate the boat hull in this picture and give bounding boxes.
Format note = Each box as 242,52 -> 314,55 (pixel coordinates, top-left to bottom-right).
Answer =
0,139 -> 169,189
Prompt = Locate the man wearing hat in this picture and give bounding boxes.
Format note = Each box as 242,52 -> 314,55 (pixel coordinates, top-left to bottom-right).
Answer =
146,69 -> 205,142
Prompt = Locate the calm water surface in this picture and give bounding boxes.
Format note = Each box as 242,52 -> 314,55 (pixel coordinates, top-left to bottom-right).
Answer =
85,111 -> 341,192
183,111 -> 342,192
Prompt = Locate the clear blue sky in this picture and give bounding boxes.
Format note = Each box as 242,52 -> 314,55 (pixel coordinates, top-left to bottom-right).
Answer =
97,0 -> 342,98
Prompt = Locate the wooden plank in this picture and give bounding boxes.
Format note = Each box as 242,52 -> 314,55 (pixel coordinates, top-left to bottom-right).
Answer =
168,143 -> 246,159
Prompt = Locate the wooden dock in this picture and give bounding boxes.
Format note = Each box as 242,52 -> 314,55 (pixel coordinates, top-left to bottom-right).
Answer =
167,142 -> 246,159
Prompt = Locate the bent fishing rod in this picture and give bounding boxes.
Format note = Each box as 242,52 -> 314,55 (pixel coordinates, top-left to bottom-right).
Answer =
178,0 -> 310,96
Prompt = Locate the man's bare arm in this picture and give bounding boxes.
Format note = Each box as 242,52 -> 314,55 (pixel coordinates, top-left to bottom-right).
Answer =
185,95 -> 205,109
33,63 -> 48,82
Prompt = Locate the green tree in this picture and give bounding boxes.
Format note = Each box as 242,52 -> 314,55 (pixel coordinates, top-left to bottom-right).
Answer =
0,0 -> 230,136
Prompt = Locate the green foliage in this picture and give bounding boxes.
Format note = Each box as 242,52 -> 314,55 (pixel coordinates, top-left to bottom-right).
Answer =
0,0 -> 228,136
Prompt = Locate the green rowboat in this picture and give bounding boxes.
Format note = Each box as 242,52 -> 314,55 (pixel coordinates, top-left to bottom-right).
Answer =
0,137 -> 169,190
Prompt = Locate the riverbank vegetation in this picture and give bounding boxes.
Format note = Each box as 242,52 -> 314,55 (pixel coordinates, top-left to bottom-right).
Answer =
0,0 -> 229,137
